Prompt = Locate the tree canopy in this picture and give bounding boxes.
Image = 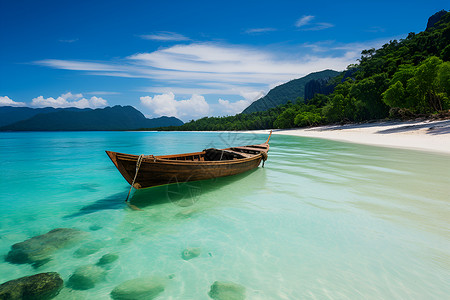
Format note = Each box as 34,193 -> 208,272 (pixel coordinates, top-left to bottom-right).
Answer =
151,11 -> 450,131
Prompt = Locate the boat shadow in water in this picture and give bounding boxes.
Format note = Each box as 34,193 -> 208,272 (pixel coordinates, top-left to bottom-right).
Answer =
64,191 -> 128,219
65,168 -> 266,218
128,168 -> 262,209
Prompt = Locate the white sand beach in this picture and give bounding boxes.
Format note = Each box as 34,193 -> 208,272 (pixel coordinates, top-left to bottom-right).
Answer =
246,119 -> 450,155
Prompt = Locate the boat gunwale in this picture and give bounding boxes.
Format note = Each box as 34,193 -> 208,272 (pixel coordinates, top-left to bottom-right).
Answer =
111,150 -> 264,166
105,131 -> 271,189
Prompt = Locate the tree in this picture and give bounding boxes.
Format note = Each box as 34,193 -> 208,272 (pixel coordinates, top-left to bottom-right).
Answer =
294,111 -> 324,127
412,56 -> 444,111
273,108 -> 297,128
382,81 -> 405,108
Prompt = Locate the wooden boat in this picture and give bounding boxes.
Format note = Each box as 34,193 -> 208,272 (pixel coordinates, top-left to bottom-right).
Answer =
106,131 -> 272,192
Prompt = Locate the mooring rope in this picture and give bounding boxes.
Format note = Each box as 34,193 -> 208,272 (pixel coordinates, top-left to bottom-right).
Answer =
261,151 -> 268,167
125,154 -> 145,202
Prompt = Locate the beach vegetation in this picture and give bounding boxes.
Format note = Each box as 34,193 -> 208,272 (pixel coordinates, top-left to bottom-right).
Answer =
153,11 -> 450,131
383,56 -> 450,113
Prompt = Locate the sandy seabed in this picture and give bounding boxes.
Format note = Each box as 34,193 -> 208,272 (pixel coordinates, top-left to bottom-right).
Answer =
244,119 -> 450,155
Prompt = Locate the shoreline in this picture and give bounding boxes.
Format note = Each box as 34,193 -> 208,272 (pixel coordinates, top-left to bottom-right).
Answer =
242,119 -> 450,155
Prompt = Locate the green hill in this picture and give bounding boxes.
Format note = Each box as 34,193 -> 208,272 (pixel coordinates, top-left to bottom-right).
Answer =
0,105 -> 183,131
158,10 -> 450,131
242,69 -> 340,114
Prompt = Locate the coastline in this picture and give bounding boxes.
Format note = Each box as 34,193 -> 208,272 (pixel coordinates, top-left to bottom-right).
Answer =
242,119 -> 450,155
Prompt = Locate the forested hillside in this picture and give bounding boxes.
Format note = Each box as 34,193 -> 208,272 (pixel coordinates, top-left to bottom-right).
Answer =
320,10 -> 450,124
242,70 -> 339,114
156,10 -> 450,131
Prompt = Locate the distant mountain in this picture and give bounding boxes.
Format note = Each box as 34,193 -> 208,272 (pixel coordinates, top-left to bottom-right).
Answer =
242,69 -> 340,114
0,106 -> 87,127
0,105 -> 183,131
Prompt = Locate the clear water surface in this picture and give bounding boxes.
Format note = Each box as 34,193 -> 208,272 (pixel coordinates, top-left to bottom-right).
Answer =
0,131 -> 449,299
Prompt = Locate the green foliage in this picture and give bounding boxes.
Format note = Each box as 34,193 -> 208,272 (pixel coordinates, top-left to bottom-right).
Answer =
157,12 -> 450,131
294,111 -> 324,127
306,94 -> 329,107
326,11 -> 450,122
439,62 -> 450,92
382,81 -> 405,108
382,56 -> 450,113
158,104 -> 286,131
273,108 -> 297,128
322,94 -> 346,122
243,70 -> 339,114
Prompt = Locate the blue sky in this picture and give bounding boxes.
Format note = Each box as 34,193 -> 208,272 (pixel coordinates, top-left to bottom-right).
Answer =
0,0 -> 448,121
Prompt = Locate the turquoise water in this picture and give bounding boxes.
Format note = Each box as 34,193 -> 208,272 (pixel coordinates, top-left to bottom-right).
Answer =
0,131 -> 449,299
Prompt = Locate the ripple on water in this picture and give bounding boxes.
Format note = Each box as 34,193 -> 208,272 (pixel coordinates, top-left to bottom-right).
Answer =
0,132 -> 449,299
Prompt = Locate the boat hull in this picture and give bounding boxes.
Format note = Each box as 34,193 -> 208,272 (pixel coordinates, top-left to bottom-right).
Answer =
106,151 -> 264,189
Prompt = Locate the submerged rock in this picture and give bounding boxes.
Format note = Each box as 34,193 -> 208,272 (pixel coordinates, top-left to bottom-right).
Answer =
73,240 -> 104,258
208,281 -> 246,300
120,237 -> 133,244
31,257 -> 53,269
0,272 -> 63,300
96,253 -> 119,266
89,225 -> 102,231
5,228 -> 87,265
181,247 -> 201,260
67,265 -> 107,290
110,276 -> 166,300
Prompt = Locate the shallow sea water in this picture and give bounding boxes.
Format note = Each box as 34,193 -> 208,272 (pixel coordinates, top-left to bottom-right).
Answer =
0,131 -> 449,299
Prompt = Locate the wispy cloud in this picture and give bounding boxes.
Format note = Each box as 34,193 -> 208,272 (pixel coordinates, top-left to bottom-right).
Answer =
0,96 -> 26,107
303,23 -> 334,31
59,38 -> 79,43
366,26 -> 386,33
295,15 -> 334,31
85,91 -> 121,95
139,31 -> 190,41
34,41 -> 369,97
34,38 -> 393,119
245,27 -> 277,34
36,59 -> 122,72
296,15 -> 315,27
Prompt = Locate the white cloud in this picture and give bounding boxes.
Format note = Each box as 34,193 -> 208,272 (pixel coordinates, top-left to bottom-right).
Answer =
296,15 -> 315,27
296,15 -> 334,31
303,23 -> 334,31
245,28 -> 276,34
35,37 -> 396,116
366,26 -> 386,33
216,90 -> 265,115
31,92 -> 108,108
126,43 -> 350,83
59,38 -> 78,43
35,59 -> 121,71
217,99 -> 252,115
0,96 -> 26,107
85,91 -> 120,95
140,32 -> 190,41
37,42 -> 359,88
140,92 -> 209,120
